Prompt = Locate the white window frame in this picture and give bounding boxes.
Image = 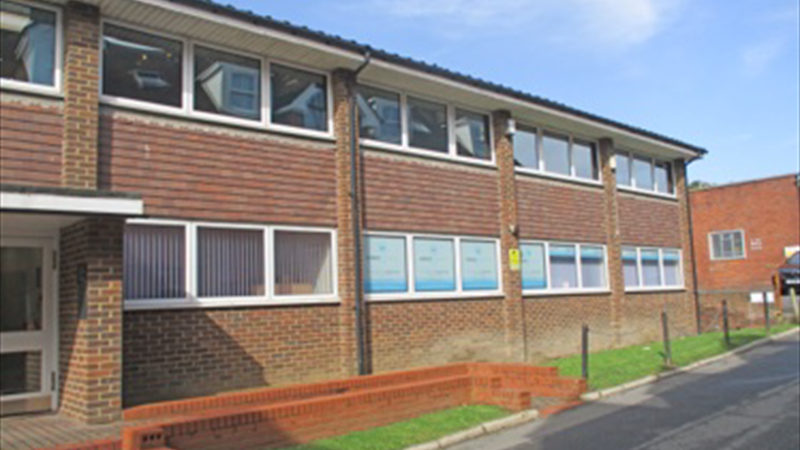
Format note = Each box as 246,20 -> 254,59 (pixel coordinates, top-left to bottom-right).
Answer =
98,19 -> 335,141
708,230 -> 746,261
513,125 -> 603,187
615,150 -> 677,199
123,219 -> 338,310
520,240 -> 610,296
0,0 -> 63,97
364,231 -> 503,302
624,246 -> 685,292
358,81 -> 496,168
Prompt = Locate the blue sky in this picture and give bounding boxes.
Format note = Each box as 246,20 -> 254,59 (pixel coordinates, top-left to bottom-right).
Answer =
229,0 -> 798,183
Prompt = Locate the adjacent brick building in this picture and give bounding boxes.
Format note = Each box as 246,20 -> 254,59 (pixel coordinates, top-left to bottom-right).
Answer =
1,0 -> 705,424
690,174 -> 800,326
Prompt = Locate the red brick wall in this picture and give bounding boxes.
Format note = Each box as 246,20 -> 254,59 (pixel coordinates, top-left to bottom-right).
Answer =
367,299 -> 508,373
362,151 -> 500,236
691,175 -> 800,291
621,292 -> 696,346
122,305 -> 343,407
516,176 -> 607,242
0,99 -> 63,187
98,111 -> 337,226
618,193 -> 682,247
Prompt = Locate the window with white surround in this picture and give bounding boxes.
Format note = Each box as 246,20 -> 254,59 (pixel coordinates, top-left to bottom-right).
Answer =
0,0 -> 60,93
363,232 -> 501,300
99,22 -> 333,135
622,246 -> 684,290
102,24 -> 184,108
615,151 -> 675,196
270,63 -> 328,132
520,241 -> 609,294
357,84 -> 494,164
194,45 -> 261,120
123,220 -> 337,308
513,127 -> 600,182
709,230 -> 745,260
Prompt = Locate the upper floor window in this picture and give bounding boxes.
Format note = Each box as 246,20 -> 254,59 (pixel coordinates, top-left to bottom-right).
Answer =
270,63 -> 328,132
0,0 -> 58,89
709,230 -> 745,260
194,45 -> 261,120
357,85 -> 401,145
357,84 -> 493,164
616,151 -> 675,195
102,24 -> 183,108
513,127 -> 600,182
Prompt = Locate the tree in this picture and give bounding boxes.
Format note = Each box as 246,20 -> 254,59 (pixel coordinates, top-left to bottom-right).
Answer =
688,180 -> 715,191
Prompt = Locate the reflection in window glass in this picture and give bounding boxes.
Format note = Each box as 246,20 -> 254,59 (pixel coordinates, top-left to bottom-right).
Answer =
655,161 -> 673,194
663,250 -> 682,286
271,64 -> 328,131
0,247 -> 43,332
513,128 -> 538,169
542,134 -> 570,176
622,248 -> 639,288
0,1 -> 56,86
124,224 -> 186,300
408,96 -> 448,153
274,231 -> 333,296
641,250 -> 661,286
414,238 -> 456,292
194,46 -> 260,120
364,236 -> 408,294
102,24 -> 183,107
573,141 -> 597,180
197,228 -> 265,298
580,246 -> 606,288
633,157 -> 654,190
357,85 -> 401,144
550,245 -> 578,289
711,231 -> 745,260
521,243 -> 547,290
460,240 -> 498,291
455,109 -> 491,160
0,352 -> 42,396
616,153 -> 631,186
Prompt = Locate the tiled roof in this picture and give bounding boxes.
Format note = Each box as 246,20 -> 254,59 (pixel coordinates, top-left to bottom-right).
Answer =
171,0 -> 708,155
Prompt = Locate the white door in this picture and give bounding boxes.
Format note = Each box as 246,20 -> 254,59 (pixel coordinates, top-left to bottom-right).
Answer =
0,237 -> 57,416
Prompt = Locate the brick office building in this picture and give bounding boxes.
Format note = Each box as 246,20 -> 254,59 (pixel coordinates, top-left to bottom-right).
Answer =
690,174 -> 800,325
0,0 -> 705,424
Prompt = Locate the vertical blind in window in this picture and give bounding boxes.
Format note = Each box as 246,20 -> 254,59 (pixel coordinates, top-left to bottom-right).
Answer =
197,227 -> 265,298
710,231 -> 744,260
622,248 -> 639,288
550,245 -> 578,289
640,249 -> 662,287
124,224 -> 186,300
663,250 -> 682,286
580,246 -> 606,288
274,231 -> 333,296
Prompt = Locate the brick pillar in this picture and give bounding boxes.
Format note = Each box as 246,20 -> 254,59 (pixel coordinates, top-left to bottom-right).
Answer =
332,69 -> 363,377
599,138 -> 624,346
59,218 -> 124,424
674,161 -> 700,332
493,111 -> 525,362
62,2 -> 100,189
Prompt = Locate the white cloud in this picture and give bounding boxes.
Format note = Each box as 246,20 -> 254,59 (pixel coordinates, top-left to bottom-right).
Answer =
741,40 -> 784,77
368,0 -> 684,50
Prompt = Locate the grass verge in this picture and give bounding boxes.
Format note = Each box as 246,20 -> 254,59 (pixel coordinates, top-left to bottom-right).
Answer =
279,405 -> 510,450
551,323 -> 799,391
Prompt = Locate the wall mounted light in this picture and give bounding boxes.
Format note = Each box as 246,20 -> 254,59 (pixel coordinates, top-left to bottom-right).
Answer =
505,118 -> 516,137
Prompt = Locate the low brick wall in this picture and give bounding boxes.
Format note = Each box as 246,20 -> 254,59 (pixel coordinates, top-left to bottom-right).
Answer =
699,291 -> 780,330
47,363 -> 585,450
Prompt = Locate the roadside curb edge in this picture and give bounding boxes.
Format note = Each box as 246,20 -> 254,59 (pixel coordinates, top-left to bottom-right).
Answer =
580,327 -> 800,402
404,409 -> 540,450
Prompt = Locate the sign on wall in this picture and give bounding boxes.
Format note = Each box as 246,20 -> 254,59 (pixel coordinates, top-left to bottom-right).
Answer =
364,236 -> 408,293
414,238 -> 456,291
461,241 -> 498,291
521,244 -> 547,289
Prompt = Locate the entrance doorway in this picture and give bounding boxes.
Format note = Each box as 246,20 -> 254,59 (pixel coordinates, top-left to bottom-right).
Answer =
0,237 -> 57,416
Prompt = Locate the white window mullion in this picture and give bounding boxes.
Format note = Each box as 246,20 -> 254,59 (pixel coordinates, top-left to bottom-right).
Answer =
636,247 -> 643,288
265,227 -> 273,300
537,129 -> 545,171
544,242 -> 552,290
183,41 -> 193,113
447,104 -> 456,157
260,57 -> 270,127
454,237 -> 463,294
658,248 -> 666,288
400,92 -> 409,148
187,223 -> 196,302
575,244 -> 583,289
569,137 -> 576,178
406,234 -> 415,294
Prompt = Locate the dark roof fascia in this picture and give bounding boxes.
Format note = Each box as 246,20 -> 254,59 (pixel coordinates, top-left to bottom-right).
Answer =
161,0 -> 707,156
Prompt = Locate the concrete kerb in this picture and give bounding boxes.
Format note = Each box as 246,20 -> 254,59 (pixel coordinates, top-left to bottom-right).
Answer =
581,327 -> 800,402
404,409 -> 540,450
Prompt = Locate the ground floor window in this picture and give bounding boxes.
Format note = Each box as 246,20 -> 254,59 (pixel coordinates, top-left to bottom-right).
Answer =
364,232 -> 501,300
520,240 -> 608,294
622,246 -> 684,291
123,220 -> 336,308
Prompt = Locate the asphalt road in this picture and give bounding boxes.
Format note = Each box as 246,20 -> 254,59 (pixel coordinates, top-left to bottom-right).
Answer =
450,331 -> 800,450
